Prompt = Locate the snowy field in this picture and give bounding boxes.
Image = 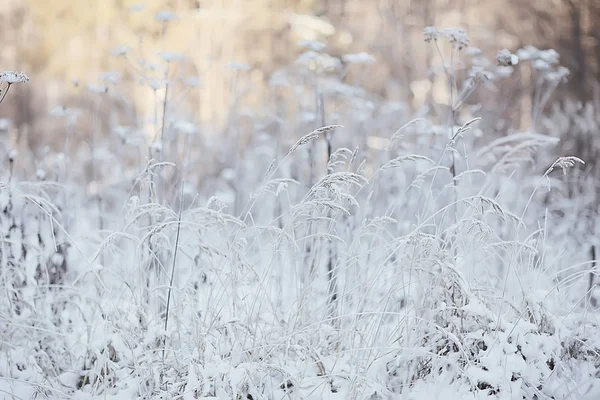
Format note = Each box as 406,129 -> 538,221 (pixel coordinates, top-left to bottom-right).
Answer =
1,18 -> 600,400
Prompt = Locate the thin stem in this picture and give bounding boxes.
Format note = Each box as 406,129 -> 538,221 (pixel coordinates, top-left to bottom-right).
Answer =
0,83 -> 12,105
164,180 -> 184,336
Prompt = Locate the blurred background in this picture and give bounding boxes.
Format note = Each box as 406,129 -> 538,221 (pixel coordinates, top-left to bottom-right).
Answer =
3,3 -> 600,397
0,0 -> 599,196
2,0 -> 599,124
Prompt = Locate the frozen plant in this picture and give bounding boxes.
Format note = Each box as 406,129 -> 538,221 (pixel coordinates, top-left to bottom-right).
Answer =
496,48 -> 519,66
0,70 -> 30,105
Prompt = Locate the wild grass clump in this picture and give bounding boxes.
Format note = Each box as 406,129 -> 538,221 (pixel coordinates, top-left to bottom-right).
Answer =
1,27 -> 600,400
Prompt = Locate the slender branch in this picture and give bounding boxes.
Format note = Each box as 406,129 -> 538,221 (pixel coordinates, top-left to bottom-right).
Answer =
0,83 -> 12,105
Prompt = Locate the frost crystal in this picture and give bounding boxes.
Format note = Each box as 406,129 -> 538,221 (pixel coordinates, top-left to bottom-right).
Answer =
0,71 -> 30,84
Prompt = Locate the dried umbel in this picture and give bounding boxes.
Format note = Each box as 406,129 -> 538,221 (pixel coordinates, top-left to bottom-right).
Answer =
444,28 -> 470,50
0,71 -> 30,84
496,49 -> 519,66
424,27 -> 470,50
424,27 -> 441,43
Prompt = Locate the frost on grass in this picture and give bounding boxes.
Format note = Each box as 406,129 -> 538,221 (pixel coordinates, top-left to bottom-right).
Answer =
1,25 -> 600,400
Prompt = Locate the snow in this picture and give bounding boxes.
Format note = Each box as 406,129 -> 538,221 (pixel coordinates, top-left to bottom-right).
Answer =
1,24 -> 598,400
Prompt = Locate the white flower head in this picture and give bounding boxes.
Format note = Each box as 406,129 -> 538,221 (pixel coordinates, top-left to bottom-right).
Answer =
298,40 -> 327,52
0,118 -> 10,131
225,61 -> 252,71
50,106 -> 69,117
532,59 -> 551,71
546,66 -> 570,83
424,26 -> 441,42
151,141 -> 163,153
155,10 -> 176,21
269,70 -> 290,87
173,119 -> 197,135
158,51 -> 185,63
538,49 -> 560,65
465,47 -> 482,57
113,125 -> 132,140
516,45 -> 539,61
36,169 -> 46,181
495,65 -> 515,78
496,49 -> 519,66
442,28 -> 469,50
129,4 -> 144,12
342,52 -> 376,65
296,51 -> 341,72
100,71 -> 122,84
183,76 -> 202,88
8,149 -> 18,162
469,66 -> 493,83
50,106 -> 80,123
144,77 -> 165,90
207,196 -> 227,212
87,83 -> 107,94
0,71 -> 30,84
112,45 -> 129,57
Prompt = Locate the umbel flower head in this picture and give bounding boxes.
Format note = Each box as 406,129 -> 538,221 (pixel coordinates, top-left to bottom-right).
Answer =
423,27 -> 470,50
0,71 -> 29,105
0,71 -> 30,84
497,49 -> 519,66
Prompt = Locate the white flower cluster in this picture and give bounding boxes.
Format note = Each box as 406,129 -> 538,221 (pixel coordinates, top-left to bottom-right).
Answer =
155,10 -> 176,21
0,71 -> 30,84
424,27 -> 470,50
496,49 -> 519,66
516,45 -> 570,82
295,51 -> 341,73
342,52 -> 376,65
